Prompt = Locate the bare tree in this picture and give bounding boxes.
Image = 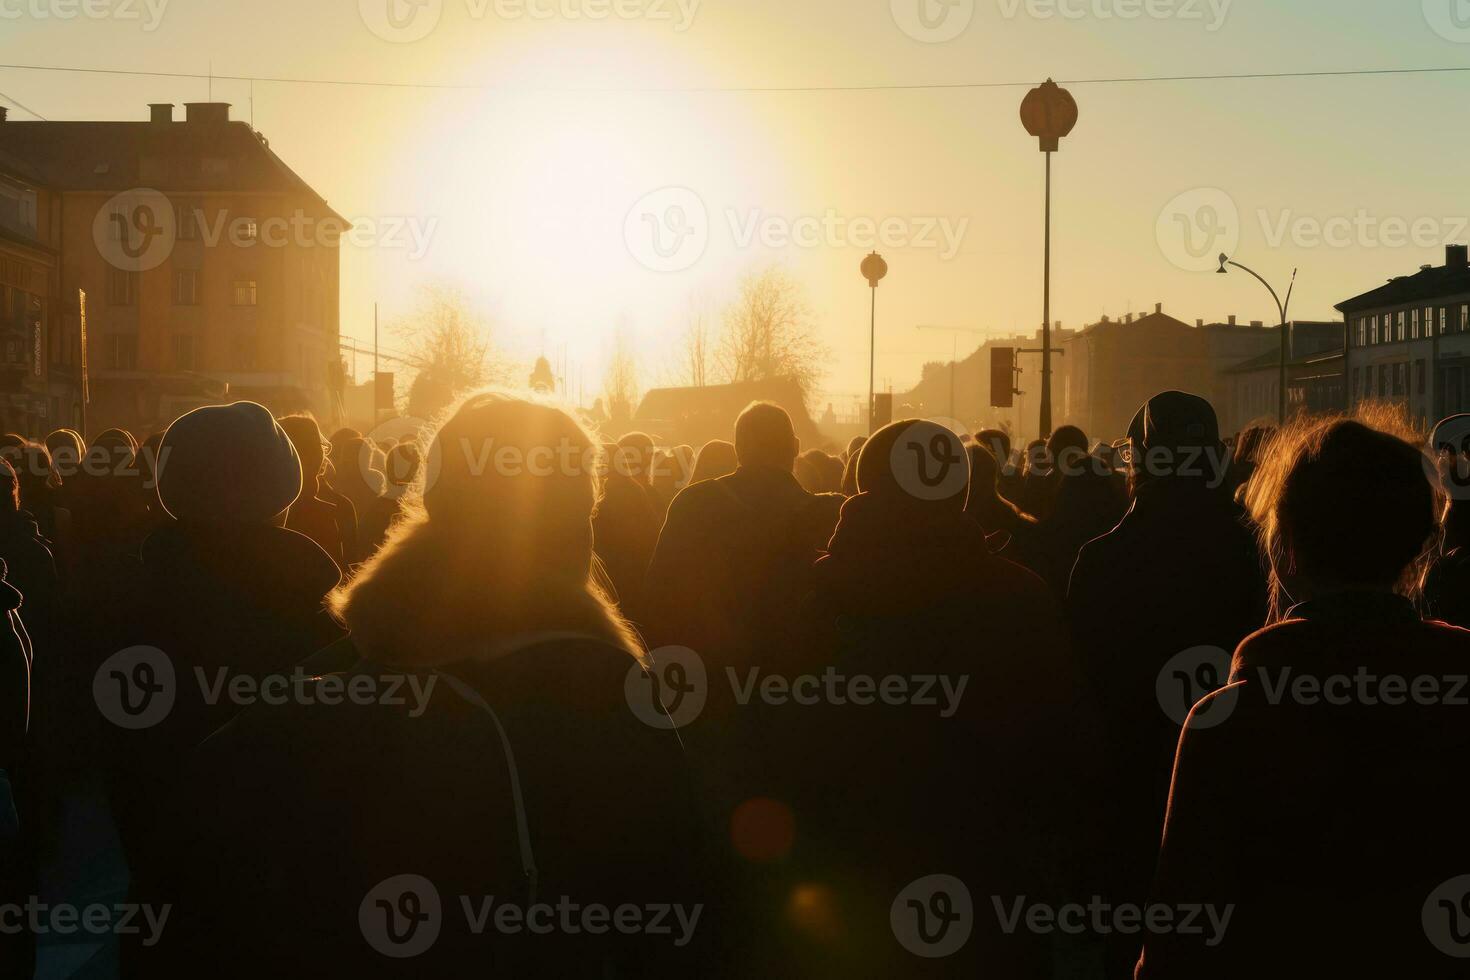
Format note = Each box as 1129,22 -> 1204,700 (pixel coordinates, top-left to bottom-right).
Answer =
716,266 -> 825,397
678,302 -> 715,388
603,324 -> 641,422
391,283 -> 501,419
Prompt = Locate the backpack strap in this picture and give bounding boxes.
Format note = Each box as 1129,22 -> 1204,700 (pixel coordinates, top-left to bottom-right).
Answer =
434,669 -> 540,906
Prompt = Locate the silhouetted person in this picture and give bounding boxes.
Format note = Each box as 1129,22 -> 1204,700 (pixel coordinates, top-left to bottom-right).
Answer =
964,443 -> 1035,550
644,402 -> 842,669
150,394 -> 711,976
1014,438 -> 1128,596
1137,416 -> 1470,979
279,415 -> 351,572
1226,421 -> 1276,504
104,402 -> 343,960
333,435 -> 396,561
1067,391 -> 1266,978
0,556 -> 31,978
650,444 -> 694,519
592,431 -> 662,618
795,449 -> 842,494
690,439 -> 738,485
788,421 -> 1098,978
0,459 -> 58,663
1423,414 -> 1470,627
1016,425 -> 1089,522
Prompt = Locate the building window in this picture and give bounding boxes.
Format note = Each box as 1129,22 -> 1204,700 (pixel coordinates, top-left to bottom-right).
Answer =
237,217 -> 258,243
1412,309 -> 1421,340
1418,360 -> 1427,396
107,268 -> 137,306
232,280 -> 258,307
1442,308 -> 1450,334
1397,311 -> 1407,341
1426,307 -> 1435,335
1370,316 -> 1379,345
107,334 -> 137,371
1395,362 -> 1408,397
172,334 -> 195,371
174,270 -> 198,306
1462,306 -> 1469,334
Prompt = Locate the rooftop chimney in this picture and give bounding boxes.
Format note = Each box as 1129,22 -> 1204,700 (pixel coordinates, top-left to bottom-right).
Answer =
1196,319 -> 1203,327
1154,303 -> 1162,315
1228,315 -> 1237,326
1251,320 -> 1264,328
149,103 -> 174,124
1448,244 -> 1468,269
0,107 -> 8,123
184,102 -> 231,126
1124,313 -> 1134,324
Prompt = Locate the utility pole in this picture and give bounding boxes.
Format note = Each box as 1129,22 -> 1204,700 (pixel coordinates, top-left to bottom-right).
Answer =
916,325 -> 990,420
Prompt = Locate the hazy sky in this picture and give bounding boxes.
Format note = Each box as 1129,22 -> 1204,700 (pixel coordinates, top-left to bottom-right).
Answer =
4,0 -> 1469,411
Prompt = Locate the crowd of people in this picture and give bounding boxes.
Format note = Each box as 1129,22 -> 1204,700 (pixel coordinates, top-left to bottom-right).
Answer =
0,387 -> 1466,977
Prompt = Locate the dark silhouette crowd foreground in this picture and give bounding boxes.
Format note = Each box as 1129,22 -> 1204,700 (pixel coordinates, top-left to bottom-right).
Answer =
0,389 -> 1467,978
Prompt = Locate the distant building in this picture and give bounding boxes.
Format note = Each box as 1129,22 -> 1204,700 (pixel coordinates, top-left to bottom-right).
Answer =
631,378 -> 823,450
0,102 -> 344,437
0,139 -> 68,435
1218,321 -> 1345,434
1337,244 -> 1470,427
1061,305 -> 1281,441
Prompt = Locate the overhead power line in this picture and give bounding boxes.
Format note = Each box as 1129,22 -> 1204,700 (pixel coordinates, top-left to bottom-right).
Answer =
0,62 -> 1468,97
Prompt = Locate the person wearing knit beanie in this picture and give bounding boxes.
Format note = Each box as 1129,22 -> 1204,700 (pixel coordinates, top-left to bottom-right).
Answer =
157,402 -> 303,524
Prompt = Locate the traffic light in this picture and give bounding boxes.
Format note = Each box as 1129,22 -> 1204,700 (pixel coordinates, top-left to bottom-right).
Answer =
990,347 -> 1016,408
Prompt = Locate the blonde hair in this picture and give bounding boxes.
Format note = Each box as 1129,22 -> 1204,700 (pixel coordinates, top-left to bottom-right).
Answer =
330,391 -> 644,664
1244,402 -> 1441,620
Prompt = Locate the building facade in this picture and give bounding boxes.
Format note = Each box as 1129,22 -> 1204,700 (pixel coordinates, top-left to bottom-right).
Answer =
1337,244 -> 1470,429
0,102 -> 344,438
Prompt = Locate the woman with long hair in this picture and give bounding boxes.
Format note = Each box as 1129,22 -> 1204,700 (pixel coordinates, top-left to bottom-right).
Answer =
151,393 -> 711,977
1137,412 -> 1470,978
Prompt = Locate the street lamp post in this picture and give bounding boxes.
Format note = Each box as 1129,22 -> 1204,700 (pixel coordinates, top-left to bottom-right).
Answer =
862,251 -> 888,433
1021,79 -> 1078,439
1218,254 -> 1297,423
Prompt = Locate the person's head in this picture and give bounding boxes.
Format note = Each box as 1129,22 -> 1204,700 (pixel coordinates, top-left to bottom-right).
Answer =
795,449 -> 839,494
976,429 -> 1012,470
45,429 -> 85,481
857,419 -> 971,515
1022,439 -> 1048,477
610,431 -> 656,486
385,443 -> 421,488
278,415 -> 330,488
690,440 -> 737,484
844,435 -> 868,463
329,391 -> 640,662
734,402 -> 799,472
86,428 -> 138,483
156,401 -> 303,525
1127,390 -> 1222,491
1047,425 -> 1090,476
1247,414 -> 1439,611
335,436 -> 387,500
